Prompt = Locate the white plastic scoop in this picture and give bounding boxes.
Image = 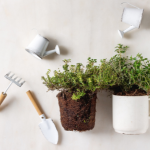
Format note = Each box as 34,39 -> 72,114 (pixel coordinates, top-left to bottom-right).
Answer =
26,90 -> 58,144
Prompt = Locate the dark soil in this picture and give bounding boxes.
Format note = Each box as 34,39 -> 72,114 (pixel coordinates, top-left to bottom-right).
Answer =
111,85 -> 147,96
57,91 -> 96,131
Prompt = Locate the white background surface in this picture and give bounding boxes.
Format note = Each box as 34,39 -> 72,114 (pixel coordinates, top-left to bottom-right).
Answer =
0,0 -> 150,149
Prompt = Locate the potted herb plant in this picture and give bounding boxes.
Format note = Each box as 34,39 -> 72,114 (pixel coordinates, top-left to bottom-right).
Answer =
107,44 -> 150,134
42,58 -> 116,131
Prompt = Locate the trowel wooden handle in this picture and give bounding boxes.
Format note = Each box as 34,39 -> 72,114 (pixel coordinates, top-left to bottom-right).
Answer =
0,92 -> 7,105
26,90 -> 42,115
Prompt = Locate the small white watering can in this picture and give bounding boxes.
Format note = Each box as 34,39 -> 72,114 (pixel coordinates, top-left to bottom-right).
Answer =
26,34 -> 60,60
118,2 -> 144,38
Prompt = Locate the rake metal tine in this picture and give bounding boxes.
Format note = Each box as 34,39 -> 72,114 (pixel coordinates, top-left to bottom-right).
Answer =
6,71 -> 11,76
3,72 -> 25,94
17,78 -> 22,83
20,81 -> 25,85
13,77 -> 18,81
10,74 -> 15,78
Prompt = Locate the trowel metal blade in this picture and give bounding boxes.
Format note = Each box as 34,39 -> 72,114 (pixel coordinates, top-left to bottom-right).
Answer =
39,118 -> 58,144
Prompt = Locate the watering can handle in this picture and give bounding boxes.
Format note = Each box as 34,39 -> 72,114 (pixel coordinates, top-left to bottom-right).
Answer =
26,90 -> 43,115
121,2 -> 141,9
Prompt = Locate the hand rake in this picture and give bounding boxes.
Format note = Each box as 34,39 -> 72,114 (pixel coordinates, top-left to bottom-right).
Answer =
0,72 -> 25,105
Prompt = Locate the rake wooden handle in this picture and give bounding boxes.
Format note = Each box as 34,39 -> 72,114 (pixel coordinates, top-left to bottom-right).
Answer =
0,93 -> 7,105
26,90 -> 42,115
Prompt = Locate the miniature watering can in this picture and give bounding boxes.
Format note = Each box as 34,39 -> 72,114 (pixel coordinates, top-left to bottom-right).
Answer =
118,2 -> 143,38
25,34 -> 60,60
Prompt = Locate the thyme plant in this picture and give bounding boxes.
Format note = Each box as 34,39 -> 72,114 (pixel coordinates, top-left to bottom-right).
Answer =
108,44 -> 150,95
42,44 -> 150,97
42,58 -> 117,100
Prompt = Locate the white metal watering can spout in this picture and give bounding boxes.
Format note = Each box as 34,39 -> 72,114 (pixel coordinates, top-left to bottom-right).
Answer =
118,2 -> 143,38
43,45 -> 60,57
118,26 -> 136,38
25,34 -> 60,60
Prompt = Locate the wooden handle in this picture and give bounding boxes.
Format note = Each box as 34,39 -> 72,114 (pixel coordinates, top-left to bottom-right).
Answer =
26,90 -> 42,115
0,92 -> 7,105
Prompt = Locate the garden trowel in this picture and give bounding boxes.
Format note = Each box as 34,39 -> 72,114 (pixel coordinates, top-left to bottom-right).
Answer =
26,90 -> 58,144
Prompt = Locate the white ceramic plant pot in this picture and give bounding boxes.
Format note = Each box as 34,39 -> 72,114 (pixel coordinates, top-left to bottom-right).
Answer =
113,95 -> 150,135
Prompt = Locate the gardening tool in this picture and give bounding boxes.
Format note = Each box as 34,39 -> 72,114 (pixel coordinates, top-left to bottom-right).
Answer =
118,2 -> 143,38
26,90 -> 58,144
25,34 -> 60,60
0,72 -> 25,105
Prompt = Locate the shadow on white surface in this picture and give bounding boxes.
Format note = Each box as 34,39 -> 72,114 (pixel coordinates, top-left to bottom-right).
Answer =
0,97 -> 15,111
141,9 -> 150,29
53,120 -> 63,145
89,90 -> 113,134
